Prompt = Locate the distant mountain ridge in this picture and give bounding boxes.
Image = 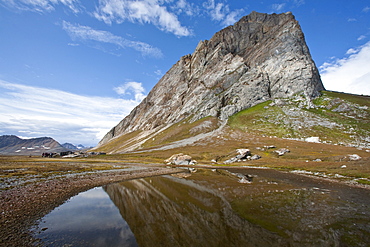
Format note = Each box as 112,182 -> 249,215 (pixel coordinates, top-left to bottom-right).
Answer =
61,143 -> 87,150
96,11 -> 325,153
0,135 -> 69,155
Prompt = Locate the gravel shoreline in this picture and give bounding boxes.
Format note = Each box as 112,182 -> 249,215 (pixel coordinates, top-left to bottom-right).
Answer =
0,166 -> 182,247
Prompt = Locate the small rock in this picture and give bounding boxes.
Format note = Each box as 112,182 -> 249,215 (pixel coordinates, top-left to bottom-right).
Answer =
341,165 -> 347,168
305,137 -> 320,143
313,159 -> 322,162
348,154 -> 361,161
250,154 -> 262,160
333,103 -> 352,112
275,148 -> 290,156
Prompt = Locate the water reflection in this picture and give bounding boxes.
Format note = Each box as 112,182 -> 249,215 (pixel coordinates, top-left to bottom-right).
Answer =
105,169 -> 370,246
34,168 -> 370,246
34,187 -> 137,247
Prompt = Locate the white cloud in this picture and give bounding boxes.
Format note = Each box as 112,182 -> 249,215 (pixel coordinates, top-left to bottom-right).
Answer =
62,21 -> 163,57
362,6 -> 370,13
0,80 -> 143,146
319,41 -> 370,96
173,0 -> 196,16
0,0 -> 80,13
357,35 -> 366,41
271,3 -> 286,13
293,0 -> 305,7
93,0 -> 192,36
114,81 -> 146,101
203,0 -> 244,26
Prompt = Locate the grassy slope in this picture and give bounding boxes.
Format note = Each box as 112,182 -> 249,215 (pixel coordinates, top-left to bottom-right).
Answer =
92,91 -> 369,181
228,91 -> 370,147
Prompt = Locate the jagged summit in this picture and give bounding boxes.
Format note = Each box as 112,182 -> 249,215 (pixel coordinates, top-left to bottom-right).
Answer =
98,11 -> 324,149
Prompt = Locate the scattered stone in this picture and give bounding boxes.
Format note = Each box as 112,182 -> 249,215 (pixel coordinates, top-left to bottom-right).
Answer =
263,145 -> 276,149
341,165 -> 347,168
165,153 -> 196,165
326,98 -> 343,109
348,154 -> 361,161
224,149 -> 260,164
236,173 -> 253,183
249,154 -> 262,160
305,137 -> 320,143
211,159 -> 217,163
274,98 -> 287,106
275,148 -> 290,156
333,103 -> 352,112
236,149 -> 251,156
313,159 -> 322,162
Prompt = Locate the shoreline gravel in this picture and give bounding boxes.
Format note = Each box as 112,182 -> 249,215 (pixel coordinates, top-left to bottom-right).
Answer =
0,166 -> 182,247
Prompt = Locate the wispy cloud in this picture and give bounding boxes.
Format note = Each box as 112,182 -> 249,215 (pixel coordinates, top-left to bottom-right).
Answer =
271,3 -> 286,13
93,0 -> 192,37
362,6 -> 370,13
172,0 -> 197,16
62,21 -> 163,57
114,81 -> 146,101
0,80 -> 143,146
358,35 -> 366,41
203,0 -> 244,26
0,0 -> 81,13
319,41 -> 370,96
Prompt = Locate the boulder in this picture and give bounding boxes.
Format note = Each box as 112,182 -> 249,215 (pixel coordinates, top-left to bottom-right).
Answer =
165,153 -> 196,165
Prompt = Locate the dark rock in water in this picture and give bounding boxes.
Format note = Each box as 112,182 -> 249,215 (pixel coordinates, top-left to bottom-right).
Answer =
98,11 -> 324,151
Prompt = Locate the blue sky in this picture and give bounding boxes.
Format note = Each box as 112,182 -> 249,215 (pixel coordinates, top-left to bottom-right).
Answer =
0,0 -> 369,146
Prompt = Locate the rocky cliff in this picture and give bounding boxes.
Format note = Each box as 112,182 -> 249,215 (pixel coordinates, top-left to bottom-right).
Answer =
98,11 -> 324,149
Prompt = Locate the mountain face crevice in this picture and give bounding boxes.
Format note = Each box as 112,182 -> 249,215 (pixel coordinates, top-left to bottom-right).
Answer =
99,11 -> 324,147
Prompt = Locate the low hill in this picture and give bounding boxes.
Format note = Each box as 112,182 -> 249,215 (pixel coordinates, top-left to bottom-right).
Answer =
0,135 -> 67,155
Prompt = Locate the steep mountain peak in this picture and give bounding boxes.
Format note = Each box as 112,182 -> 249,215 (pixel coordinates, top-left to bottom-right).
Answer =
98,11 -> 324,150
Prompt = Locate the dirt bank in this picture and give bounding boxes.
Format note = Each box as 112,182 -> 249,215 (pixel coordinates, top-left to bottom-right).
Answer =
0,166 -> 182,247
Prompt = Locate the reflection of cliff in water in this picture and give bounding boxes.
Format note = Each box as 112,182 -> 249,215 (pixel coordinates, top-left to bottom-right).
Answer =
105,169 -> 370,246
105,175 -> 285,247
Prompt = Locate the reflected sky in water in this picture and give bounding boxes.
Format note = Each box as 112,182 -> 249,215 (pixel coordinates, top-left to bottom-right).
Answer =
34,187 -> 137,247
33,168 -> 370,246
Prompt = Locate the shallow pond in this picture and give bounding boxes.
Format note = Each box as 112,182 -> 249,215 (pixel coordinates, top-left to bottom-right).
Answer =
33,168 -> 370,246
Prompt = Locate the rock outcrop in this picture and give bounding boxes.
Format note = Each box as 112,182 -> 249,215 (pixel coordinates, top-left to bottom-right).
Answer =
98,11 -> 324,148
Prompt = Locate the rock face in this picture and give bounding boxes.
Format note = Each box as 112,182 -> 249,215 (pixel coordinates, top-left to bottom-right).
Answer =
99,11 -> 324,147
